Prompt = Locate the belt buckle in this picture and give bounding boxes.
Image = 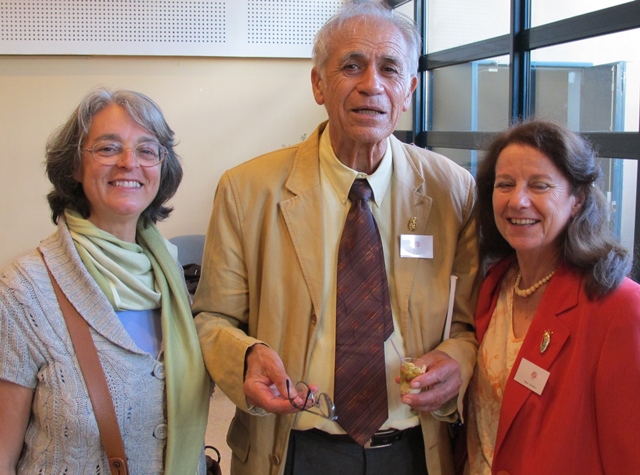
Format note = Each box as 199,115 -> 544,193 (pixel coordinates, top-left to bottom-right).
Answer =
363,429 -> 399,449
364,439 -> 391,449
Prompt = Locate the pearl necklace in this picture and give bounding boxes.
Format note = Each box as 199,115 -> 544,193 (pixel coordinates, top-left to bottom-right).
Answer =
514,269 -> 556,297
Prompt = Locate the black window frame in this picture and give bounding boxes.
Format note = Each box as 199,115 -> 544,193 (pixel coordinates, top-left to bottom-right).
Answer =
410,0 -> 640,280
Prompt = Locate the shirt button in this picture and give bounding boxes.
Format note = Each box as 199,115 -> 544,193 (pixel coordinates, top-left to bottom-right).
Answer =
153,423 -> 168,440
152,362 -> 166,380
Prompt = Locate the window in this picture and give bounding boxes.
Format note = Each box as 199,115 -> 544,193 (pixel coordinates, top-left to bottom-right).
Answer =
413,0 -> 640,279
531,0 -> 635,27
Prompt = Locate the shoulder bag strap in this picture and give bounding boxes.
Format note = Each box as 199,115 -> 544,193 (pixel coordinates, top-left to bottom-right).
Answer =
42,257 -> 129,475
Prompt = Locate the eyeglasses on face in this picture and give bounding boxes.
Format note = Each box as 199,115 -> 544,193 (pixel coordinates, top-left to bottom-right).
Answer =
286,380 -> 337,421
83,140 -> 167,167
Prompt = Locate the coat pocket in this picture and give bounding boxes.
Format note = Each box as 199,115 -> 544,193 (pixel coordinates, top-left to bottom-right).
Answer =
226,410 -> 250,463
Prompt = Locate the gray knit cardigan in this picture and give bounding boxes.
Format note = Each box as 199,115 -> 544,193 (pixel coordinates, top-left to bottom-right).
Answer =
0,219 -> 204,474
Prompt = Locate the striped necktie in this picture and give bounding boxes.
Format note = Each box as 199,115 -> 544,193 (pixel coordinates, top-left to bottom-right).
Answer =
334,179 -> 393,446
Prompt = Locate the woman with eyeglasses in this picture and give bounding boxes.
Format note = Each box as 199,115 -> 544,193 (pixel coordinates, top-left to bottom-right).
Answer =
0,88 -> 210,474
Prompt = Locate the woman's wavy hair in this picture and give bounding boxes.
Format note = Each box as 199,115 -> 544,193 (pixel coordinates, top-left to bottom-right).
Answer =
45,87 -> 182,227
476,119 -> 631,299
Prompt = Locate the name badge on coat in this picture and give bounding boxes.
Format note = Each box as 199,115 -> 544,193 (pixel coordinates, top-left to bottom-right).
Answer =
400,234 -> 433,258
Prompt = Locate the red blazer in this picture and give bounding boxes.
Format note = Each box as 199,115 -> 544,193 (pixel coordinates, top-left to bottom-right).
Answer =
475,258 -> 640,475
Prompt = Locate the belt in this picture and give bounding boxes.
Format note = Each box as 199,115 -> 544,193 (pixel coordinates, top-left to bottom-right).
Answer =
303,426 -> 420,449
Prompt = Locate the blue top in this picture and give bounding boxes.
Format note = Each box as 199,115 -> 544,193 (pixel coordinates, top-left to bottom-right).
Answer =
116,308 -> 162,357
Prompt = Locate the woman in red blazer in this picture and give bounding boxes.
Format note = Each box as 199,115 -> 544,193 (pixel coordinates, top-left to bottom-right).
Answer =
466,120 -> 640,474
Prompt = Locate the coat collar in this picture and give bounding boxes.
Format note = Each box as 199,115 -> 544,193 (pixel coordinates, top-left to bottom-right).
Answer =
279,122 -> 328,318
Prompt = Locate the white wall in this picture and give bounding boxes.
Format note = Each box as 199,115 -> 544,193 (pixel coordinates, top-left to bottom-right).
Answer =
0,55 -> 325,267
0,55 -> 414,267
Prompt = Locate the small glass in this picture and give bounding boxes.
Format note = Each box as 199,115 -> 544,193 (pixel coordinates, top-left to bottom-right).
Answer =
399,357 -> 427,396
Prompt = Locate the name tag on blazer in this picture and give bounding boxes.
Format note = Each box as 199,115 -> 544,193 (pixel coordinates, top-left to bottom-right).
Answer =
400,234 -> 433,258
514,358 -> 550,395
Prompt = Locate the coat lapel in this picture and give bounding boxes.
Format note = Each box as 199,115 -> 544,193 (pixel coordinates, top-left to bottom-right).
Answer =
279,125 -> 326,320
388,138 -> 432,331
494,264 -> 580,454
476,258 -> 514,343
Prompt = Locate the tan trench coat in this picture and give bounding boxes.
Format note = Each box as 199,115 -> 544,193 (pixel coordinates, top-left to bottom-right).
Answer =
194,122 -> 479,475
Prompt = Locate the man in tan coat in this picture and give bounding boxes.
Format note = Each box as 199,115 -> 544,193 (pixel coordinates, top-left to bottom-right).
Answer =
193,2 -> 479,474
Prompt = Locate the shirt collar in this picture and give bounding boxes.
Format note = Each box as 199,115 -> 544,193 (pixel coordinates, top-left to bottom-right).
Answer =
318,126 -> 393,207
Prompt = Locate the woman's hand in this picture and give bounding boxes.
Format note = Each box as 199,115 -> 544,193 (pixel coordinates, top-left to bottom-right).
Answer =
0,379 -> 33,474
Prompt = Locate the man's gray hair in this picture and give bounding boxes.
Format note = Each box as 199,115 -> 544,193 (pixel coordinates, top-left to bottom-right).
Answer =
312,1 -> 421,80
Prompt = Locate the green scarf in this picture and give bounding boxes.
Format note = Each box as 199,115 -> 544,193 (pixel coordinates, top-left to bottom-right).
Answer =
66,210 -> 163,310
66,211 -> 209,475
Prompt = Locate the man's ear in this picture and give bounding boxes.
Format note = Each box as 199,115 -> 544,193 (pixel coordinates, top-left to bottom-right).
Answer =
403,76 -> 418,112
311,67 -> 325,106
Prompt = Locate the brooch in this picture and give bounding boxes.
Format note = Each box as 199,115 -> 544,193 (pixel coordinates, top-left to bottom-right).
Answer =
540,330 -> 553,354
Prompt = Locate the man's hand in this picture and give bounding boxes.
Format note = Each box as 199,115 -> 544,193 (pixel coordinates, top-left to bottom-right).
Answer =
398,349 -> 462,413
243,344 -> 309,414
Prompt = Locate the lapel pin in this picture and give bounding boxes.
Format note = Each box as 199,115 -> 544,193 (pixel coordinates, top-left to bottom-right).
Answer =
408,217 -> 417,231
540,330 -> 553,354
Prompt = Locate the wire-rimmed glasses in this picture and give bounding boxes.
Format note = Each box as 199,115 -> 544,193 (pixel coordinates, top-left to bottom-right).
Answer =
83,140 -> 167,167
286,380 -> 337,421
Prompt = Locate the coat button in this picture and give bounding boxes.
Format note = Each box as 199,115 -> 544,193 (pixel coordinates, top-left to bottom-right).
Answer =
310,314 -> 317,325
268,454 -> 281,466
153,423 -> 168,440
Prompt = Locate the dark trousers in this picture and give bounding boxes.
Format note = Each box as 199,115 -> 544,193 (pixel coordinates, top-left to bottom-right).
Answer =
283,426 -> 427,475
